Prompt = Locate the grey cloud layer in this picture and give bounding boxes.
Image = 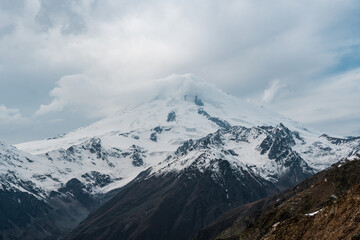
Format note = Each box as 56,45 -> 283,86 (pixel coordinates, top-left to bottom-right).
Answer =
0,0 -> 359,142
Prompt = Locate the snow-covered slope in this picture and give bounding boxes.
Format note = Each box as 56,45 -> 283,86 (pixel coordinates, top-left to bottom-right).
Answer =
0,140 -> 49,197
150,124 -> 359,187
17,74 -> 304,155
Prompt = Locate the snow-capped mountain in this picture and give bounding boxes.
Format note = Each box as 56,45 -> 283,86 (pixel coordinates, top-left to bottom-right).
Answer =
1,74 -> 359,239
0,139 -> 125,239
12,74 -> 359,195
63,125 -> 360,240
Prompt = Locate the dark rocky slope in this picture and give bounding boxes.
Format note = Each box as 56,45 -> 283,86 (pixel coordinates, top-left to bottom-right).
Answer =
0,178 -> 118,240
64,160 -> 279,240
194,154 -> 360,240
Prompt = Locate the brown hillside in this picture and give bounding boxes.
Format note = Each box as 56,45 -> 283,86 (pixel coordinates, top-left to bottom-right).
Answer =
195,154 -> 360,240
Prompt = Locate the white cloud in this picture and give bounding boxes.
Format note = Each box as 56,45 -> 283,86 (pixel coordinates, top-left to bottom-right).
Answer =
35,73 -> 212,118
262,79 -> 284,103
1,0 -> 360,141
2,0 -> 357,88
27,0 -> 359,116
272,68 -> 360,129
0,105 -> 23,122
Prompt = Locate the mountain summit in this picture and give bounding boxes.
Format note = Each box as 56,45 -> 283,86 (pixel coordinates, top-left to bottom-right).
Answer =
17,74 -> 302,153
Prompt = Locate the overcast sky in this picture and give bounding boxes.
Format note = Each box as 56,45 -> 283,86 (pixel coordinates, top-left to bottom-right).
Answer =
0,0 -> 359,144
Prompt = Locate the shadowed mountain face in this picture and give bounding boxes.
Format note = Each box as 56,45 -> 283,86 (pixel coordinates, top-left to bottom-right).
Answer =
64,160 -> 279,240
0,177 -> 116,240
194,154 -> 360,240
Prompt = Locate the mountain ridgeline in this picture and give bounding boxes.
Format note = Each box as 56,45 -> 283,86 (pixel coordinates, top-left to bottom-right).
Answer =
63,125 -> 359,240
0,75 -> 359,239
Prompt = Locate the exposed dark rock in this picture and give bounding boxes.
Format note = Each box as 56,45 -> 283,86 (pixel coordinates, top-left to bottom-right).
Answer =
223,149 -> 238,156
150,132 -> 157,142
154,126 -> 163,134
58,178 -> 97,210
45,152 -> 53,161
150,126 -> 171,142
82,171 -> 113,188
119,132 -> 131,137
175,139 -> 195,156
197,109 -> 231,129
259,135 -> 272,154
47,133 -> 66,140
0,172 -> 45,197
131,152 -> 144,166
167,111 -> 176,122
321,134 -> 360,145
66,146 -> 75,154
122,145 -> 146,167
25,157 -> 34,163
195,96 -> 204,106
88,138 -> 104,159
